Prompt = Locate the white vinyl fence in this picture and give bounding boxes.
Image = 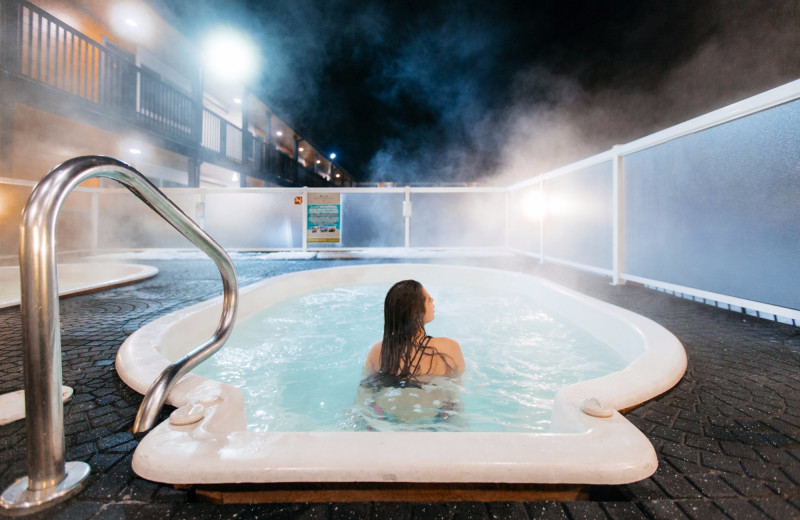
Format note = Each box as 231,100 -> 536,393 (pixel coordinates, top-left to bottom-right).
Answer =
1,80 -> 798,324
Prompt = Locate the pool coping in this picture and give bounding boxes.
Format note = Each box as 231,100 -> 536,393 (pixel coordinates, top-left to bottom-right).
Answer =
116,263 -> 687,486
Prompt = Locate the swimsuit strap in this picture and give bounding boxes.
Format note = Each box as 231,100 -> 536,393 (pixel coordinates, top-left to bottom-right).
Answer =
408,342 -> 425,373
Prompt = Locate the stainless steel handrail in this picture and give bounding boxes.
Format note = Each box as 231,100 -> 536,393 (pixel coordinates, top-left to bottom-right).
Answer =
0,155 -> 238,514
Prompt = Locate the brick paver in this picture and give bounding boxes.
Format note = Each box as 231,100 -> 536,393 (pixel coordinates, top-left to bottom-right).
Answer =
0,255 -> 798,519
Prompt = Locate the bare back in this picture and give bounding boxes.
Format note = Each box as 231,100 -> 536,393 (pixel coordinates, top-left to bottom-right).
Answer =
365,337 -> 464,377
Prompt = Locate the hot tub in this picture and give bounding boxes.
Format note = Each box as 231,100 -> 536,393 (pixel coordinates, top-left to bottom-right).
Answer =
116,263 -> 686,486
0,263 -> 158,309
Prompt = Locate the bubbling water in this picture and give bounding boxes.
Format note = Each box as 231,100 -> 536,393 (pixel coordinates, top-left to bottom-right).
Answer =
191,282 -> 626,432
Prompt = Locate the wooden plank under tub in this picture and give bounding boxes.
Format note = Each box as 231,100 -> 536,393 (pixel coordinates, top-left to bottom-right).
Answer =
193,482 -> 588,503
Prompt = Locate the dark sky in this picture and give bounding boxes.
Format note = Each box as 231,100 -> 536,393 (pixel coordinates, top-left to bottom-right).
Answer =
154,0 -> 800,183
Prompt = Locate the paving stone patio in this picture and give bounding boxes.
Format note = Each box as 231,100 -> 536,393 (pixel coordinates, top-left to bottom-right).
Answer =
1,255 -> 798,519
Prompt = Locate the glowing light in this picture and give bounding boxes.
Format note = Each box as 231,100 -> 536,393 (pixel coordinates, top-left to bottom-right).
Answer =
231,172 -> 240,182
202,28 -> 259,83
329,153 -> 336,160
316,160 -> 321,164
547,194 -> 574,217
110,3 -> 152,44
276,131 -> 283,137
335,173 -> 341,178
233,97 -> 242,104
129,148 -> 142,155
521,190 -> 545,221
298,147 -> 304,152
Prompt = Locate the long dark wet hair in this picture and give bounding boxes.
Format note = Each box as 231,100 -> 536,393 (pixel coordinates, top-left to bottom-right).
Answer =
376,280 -> 454,383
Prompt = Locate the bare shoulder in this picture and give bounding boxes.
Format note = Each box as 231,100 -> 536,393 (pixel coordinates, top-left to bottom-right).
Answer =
430,336 -> 464,372
431,336 -> 460,350
364,340 -> 382,372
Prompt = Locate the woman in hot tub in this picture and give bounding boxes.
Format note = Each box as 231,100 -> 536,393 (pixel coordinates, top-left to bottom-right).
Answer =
359,280 -> 465,428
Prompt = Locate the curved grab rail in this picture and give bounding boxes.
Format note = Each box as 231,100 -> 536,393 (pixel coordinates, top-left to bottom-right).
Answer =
2,155 -> 237,514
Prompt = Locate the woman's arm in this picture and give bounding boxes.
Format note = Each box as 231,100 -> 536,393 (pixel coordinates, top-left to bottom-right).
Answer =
364,341 -> 382,373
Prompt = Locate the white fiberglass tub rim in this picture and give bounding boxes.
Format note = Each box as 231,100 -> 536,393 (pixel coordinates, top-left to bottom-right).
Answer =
0,263 -> 158,309
117,263 -> 687,485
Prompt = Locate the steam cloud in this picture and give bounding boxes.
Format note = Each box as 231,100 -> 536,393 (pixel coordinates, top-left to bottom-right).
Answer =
159,0 -> 800,184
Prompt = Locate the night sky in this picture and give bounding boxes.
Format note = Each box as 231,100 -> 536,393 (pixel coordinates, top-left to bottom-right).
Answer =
154,0 -> 800,184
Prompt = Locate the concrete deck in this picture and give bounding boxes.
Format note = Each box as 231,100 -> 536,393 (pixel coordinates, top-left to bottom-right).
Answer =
1,255 -> 798,519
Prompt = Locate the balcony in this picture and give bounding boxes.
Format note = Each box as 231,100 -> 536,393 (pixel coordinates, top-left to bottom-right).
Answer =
0,0 -> 339,188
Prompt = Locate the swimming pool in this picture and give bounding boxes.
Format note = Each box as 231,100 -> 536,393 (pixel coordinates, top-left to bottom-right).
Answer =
117,263 -> 687,485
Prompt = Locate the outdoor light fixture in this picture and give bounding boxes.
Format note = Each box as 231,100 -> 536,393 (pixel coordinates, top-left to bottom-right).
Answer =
329,153 -> 336,160
110,2 -> 152,44
233,98 -> 242,104
129,148 -> 142,155
276,131 -> 283,137
231,172 -> 240,182
298,147 -> 304,152
202,27 -> 259,83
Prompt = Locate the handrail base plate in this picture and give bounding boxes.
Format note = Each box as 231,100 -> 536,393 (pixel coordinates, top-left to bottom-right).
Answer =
0,461 -> 90,515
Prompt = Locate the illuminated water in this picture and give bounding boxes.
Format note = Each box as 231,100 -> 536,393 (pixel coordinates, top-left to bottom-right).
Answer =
191,282 -> 627,432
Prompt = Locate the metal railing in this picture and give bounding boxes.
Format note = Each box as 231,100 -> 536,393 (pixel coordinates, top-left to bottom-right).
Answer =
1,0 -> 344,187
0,156 -> 238,514
137,68 -> 194,140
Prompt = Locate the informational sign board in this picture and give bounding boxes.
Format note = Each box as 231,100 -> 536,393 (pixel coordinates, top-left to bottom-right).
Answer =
307,192 -> 341,243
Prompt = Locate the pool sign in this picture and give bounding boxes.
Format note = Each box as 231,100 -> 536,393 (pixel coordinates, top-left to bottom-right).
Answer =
307,192 -> 341,243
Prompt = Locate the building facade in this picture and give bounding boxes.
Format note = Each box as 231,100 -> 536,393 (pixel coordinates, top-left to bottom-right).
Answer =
0,0 -> 352,189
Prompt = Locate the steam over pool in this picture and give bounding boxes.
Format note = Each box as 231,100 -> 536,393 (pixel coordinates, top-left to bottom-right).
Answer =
191,282 -> 626,432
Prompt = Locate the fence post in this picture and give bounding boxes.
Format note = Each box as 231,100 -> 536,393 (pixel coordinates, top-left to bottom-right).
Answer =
301,187 -> 308,251
504,190 -> 509,250
611,145 -> 625,285
538,180 -> 545,263
90,191 -> 99,252
404,187 -> 411,248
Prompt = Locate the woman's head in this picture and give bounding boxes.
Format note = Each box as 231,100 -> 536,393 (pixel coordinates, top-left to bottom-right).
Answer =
383,280 -> 434,335
379,280 -> 438,380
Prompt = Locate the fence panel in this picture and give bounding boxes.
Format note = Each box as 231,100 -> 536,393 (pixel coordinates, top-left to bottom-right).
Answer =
543,161 -> 614,271
96,190 -> 200,249
409,192 -> 506,248
0,183 -> 33,258
624,98 -> 800,311
507,184 -> 542,255
203,191 -> 302,249
310,192 -> 405,248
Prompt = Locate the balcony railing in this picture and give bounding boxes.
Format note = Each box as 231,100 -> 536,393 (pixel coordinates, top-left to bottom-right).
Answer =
18,2 -> 107,104
1,0 -> 333,186
137,68 -> 193,141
